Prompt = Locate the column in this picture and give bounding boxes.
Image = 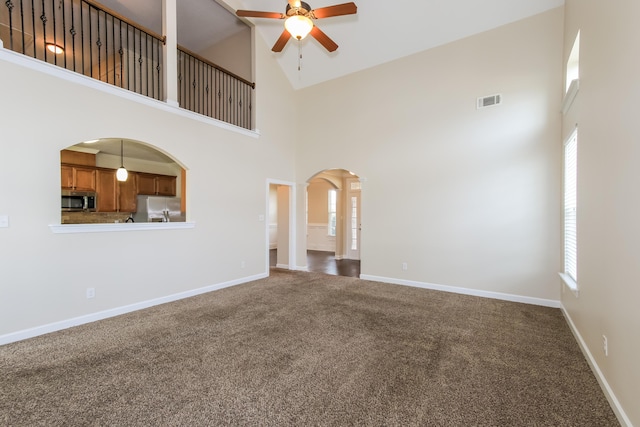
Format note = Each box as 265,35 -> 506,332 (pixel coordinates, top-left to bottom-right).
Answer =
162,0 -> 178,107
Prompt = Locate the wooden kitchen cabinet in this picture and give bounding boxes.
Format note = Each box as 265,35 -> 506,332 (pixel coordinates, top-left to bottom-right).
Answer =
137,172 -> 176,196
118,175 -> 137,212
96,169 -> 138,213
61,165 -> 96,191
136,173 -> 157,195
156,175 -> 176,196
60,165 -> 74,189
60,150 -> 95,167
96,169 -> 117,212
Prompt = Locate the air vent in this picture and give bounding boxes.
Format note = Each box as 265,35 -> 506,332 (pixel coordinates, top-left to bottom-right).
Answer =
477,94 -> 502,109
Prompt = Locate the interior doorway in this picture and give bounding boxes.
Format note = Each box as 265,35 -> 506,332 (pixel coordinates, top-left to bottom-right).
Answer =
267,180 -> 296,273
306,169 -> 361,278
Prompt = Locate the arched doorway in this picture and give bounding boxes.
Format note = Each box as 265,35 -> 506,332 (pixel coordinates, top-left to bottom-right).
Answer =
306,169 -> 361,278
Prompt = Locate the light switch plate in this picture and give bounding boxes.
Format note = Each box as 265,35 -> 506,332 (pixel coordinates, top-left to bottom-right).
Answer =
0,215 -> 8,228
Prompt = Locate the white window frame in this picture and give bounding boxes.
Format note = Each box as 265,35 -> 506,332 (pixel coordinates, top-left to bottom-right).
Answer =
559,129 -> 579,296
328,189 -> 337,237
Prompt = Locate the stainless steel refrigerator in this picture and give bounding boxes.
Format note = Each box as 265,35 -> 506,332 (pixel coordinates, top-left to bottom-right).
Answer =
133,196 -> 183,222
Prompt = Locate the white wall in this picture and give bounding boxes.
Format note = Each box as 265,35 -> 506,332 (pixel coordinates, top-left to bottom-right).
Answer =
0,31 -> 297,338
295,8 -> 564,302
561,1 -> 640,425
198,28 -> 252,82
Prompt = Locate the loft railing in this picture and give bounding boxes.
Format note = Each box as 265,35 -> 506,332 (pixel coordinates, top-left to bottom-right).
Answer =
1,0 -> 164,100
178,47 -> 254,131
1,0 -> 255,129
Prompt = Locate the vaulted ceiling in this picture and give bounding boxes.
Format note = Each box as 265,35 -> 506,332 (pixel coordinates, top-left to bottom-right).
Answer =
236,0 -> 564,89
75,0 -> 564,161
100,0 -> 564,90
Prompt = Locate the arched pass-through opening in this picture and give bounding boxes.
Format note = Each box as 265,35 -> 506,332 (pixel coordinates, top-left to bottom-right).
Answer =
306,169 -> 361,278
60,138 -> 186,225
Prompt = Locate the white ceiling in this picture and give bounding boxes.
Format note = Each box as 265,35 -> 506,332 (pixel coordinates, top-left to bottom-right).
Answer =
235,0 -> 565,89
98,0 -> 565,90
98,0 -> 247,52
71,139 -> 176,164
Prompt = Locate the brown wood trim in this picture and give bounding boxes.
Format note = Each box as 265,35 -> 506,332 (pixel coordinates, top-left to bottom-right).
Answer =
178,45 -> 256,89
82,0 -> 165,42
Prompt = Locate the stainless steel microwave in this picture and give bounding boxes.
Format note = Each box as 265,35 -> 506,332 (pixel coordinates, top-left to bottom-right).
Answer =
61,190 -> 97,211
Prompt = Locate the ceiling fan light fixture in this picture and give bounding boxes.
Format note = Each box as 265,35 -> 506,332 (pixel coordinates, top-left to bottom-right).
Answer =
284,15 -> 313,40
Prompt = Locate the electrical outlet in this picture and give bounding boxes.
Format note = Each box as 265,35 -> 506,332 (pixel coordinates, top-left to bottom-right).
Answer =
402,262 -> 408,271
86,288 -> 95,299
602,335 -> 608,357
241,261 -> 246,269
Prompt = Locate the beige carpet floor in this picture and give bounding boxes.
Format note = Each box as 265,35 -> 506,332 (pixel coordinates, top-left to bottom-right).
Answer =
0,270 -> 619,426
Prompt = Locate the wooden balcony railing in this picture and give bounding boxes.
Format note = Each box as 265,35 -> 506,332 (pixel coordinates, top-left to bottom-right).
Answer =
1,0 -> 254,129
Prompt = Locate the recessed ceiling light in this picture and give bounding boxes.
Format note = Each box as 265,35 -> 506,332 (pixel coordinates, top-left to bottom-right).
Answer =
46,43 -> 64,54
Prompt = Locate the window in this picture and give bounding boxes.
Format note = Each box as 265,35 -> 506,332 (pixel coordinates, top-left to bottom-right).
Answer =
566,31 -> 580,92
562,31 -> 580,115
328,189 -> 337,236
562,130 -> 578,290
351,196 -> 358,250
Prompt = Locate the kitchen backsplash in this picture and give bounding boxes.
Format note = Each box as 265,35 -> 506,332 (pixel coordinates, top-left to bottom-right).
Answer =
62,212 -> 133,224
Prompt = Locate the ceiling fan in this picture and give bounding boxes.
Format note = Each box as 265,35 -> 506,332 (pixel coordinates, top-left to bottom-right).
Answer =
236,1 -> 357,53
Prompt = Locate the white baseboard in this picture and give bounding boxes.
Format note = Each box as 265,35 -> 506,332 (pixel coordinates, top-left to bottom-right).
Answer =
561,306 -> 632,427
307,244 -> 336,252
272,264 -> 309,272
359,274 -> 561,308
0,272 -> 268,346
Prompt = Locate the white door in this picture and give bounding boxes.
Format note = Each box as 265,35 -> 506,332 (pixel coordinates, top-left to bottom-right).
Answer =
346,179 -> 361,260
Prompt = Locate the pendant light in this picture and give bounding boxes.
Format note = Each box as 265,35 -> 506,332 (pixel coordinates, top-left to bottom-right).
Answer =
116,140 -> 128,182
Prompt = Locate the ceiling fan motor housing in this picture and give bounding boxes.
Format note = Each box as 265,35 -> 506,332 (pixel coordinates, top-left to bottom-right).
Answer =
286,2 -> 312,16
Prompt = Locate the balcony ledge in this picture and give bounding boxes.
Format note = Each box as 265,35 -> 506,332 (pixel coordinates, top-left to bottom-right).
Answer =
0,43 -> 259,139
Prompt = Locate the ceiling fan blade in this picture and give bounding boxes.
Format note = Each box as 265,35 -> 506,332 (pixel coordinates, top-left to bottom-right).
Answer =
272,29 -> 292,52
311,2 -> 357,19
310,26 -> 338,52
236,10 -> 285,19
